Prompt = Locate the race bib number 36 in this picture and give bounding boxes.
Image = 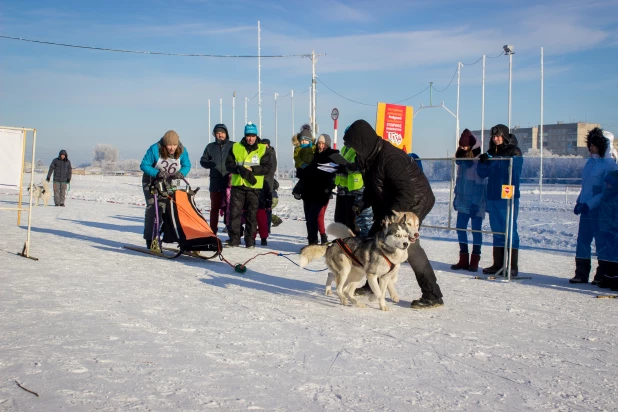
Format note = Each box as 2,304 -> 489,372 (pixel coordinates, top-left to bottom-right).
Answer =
156,157 -> 181,174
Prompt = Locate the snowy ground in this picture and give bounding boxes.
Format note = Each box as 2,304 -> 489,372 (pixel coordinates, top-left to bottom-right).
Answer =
1,174 -> 617,411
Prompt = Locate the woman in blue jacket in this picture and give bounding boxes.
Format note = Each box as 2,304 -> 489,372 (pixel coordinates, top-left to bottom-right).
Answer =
139,130 -> 191,249
476,124 -> 523,276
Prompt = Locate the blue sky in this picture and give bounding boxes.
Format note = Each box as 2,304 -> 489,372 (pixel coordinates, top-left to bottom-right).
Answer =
1,0 -> 617,168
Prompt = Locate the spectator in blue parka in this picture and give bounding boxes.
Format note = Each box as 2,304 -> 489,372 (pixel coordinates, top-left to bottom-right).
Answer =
570,128 -> 618,284
476,124 -> 523,277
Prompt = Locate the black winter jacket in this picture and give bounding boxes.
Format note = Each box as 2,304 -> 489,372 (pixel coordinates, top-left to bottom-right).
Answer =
343,120 -> 435,232
200,128 -> 234,192
299,147 -> 338,204
476,132 -> 523,199
225,137 -> 273,191
264,146 -> 278,195
47,150 -> 72,183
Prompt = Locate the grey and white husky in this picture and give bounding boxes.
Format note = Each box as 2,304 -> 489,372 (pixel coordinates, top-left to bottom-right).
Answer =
300,212 -> 419,311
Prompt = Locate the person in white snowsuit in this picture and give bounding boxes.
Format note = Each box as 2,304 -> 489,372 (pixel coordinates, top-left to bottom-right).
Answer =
570,128 -> 618,284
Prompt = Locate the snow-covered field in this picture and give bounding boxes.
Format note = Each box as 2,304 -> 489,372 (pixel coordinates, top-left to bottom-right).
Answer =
1,174 -> 617,411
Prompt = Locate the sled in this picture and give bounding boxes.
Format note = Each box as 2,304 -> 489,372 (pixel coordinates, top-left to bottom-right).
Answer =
125,178 -> 222,260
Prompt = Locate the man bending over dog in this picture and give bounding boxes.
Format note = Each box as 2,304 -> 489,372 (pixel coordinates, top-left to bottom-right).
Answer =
340,119 -> 444,309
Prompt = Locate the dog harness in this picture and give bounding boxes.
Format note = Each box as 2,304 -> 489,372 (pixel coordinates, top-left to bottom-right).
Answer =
333,238 -> 397,274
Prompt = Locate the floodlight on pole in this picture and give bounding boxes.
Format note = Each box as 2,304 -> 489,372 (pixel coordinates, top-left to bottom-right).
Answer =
503,45 -> 514,130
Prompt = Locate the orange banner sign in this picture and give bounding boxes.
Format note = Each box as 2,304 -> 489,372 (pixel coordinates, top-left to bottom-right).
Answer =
375,102 -> 414,153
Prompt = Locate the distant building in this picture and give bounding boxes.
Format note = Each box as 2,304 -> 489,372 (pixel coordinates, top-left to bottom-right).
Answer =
471,122 -> 614,156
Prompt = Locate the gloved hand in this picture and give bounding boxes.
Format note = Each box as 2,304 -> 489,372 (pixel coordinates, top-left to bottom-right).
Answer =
66,179 -> 71,184
157,170 -> 169,180
352,200 -> 365,216
328,152 -> 349,166
173,171 -> 184,179
573,203 -> 581,215
46,178 -> 50,182
479,153 -> 492,163
238,167 -> 257,185
579,203 -> 590,215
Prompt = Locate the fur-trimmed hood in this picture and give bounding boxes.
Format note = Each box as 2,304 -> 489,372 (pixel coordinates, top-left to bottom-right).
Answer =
587,127 -> 609,158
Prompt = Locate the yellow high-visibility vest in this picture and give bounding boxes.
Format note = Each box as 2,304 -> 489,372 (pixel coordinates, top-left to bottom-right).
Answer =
335,146 -> 364,191
231,142 -> 267,189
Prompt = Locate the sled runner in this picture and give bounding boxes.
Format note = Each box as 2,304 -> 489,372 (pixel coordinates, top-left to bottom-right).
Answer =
125,178 -> 222,260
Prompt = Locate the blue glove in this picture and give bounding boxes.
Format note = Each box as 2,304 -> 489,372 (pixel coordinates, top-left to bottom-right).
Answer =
574,203 -> 581,215
479,153 -> 492,163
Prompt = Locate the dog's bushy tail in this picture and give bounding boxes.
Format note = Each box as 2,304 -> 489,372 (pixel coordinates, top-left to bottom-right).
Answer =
299,244 -> 328,268
326,222 -> 355,240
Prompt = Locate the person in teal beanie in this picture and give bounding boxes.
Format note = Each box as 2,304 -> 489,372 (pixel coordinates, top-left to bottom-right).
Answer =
140,130 -> 191,248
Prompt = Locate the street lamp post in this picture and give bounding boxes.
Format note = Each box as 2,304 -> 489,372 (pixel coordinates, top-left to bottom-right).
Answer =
504,45 -> 514,130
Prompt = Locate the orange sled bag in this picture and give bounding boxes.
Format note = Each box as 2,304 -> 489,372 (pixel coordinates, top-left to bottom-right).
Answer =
162,189 -> 222,257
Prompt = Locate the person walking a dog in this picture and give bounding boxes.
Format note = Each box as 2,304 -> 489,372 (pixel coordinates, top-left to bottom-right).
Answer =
46,149 -> 72,207
342,119 -> 444,309
450,129 -> 487,272
476,125 -> 523,277
225,122 -> 273,248
140,130 -> 191,249
200,123 -> 234,234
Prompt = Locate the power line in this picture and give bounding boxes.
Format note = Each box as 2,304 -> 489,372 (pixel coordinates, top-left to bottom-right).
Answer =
0,35 -> 310,58
316,78 -> 377,106
431,67 -> 458,93
433,50 -> 504,93
487,50 -> 505,59
393,85 -> 431,104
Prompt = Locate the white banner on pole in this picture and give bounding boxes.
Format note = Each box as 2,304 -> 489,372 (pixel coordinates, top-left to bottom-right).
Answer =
0,128 -> 24,189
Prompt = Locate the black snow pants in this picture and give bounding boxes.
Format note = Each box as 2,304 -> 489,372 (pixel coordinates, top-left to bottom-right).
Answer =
228,187 -> 259,247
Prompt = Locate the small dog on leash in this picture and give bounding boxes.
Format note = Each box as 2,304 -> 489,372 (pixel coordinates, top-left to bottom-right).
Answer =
300,211 -> 419,311
28,181 -> 52,206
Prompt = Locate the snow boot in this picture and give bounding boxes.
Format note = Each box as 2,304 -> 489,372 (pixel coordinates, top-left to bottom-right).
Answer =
468,254 -> 481,272
320,233 -> 328,244
146,238 -> 152,249
410,297 -> 444,309
450,253 -> 469,270
483,247 -> 504,274
510,249 -> 519,277
592,260 -> 609,285
261,238 -> 267,246
570,258 -> 590,284
598,274 -> 616,289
